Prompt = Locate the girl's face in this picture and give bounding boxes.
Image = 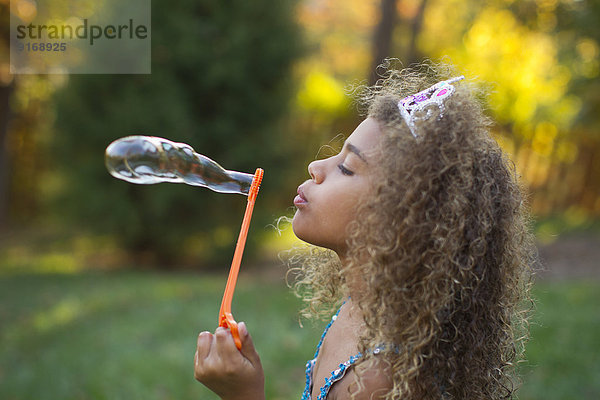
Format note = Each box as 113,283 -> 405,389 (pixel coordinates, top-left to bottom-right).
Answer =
292,117 -> 382,256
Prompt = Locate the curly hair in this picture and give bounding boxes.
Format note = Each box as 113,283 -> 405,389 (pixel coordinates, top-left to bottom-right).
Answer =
286,60 -> 537,400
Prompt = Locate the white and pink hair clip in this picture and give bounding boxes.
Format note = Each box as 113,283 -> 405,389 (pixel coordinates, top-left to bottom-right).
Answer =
397,76 -> 465,138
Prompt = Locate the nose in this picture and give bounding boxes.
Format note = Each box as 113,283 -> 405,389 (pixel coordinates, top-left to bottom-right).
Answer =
308,159 -> 325,184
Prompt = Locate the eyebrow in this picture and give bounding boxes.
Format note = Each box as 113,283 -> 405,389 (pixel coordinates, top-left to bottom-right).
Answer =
345,142 -> 368,164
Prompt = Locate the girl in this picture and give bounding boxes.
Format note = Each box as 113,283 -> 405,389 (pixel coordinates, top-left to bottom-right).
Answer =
193,61 -> 536,400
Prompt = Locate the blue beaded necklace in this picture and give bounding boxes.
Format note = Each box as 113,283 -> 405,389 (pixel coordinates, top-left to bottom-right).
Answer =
301,300 -> 363,400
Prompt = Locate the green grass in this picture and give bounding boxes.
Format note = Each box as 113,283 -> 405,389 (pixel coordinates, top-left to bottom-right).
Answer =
0,270 -> 322,400
1,271 -> 598,400
519,281 -> 600,400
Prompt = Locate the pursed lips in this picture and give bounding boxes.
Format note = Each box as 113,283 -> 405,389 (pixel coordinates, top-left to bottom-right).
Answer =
294,185 -> 308,206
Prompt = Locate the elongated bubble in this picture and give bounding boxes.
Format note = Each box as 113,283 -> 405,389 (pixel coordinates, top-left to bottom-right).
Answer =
105,136 -> 253,195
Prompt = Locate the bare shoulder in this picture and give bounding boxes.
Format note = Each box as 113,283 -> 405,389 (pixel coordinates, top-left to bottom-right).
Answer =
330,356 -> 393,400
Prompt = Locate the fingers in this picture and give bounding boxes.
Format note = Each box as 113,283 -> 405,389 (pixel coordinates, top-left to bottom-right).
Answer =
194,323 -> 265,398
215,326 -> 241,361
238,322 -> 261,366
196,323 -> 260,373
196,327 -> 242,368
196,331 -> 212,362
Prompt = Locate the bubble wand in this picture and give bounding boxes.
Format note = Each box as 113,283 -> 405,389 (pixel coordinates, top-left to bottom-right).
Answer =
105,135 -> 263,350
218,167 -> 263,349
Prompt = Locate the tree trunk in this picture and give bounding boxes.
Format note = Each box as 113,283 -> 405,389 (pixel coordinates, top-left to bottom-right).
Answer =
406,0 -> 429,65
369,0 -> 398,85
0,82 -> 13,231
0,2 -> 11,230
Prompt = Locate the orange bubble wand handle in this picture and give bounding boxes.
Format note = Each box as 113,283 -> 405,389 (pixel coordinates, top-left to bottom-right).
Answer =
218,168 -> 263,350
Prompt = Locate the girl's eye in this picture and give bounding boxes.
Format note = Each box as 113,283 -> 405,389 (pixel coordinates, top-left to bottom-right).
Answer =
337,164 -> 354,176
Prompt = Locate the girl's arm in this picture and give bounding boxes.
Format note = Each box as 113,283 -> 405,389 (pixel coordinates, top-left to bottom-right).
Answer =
194,322 -> 265,400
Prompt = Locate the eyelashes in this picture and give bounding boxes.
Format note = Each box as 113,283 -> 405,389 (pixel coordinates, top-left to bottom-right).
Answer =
337,164 -> 354,176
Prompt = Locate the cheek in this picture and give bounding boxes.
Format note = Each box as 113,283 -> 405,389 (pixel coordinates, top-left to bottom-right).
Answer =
291,181 -> 370,245
331,197 -> 355,220
323,190 -> 365,233
291,201 -> 339,246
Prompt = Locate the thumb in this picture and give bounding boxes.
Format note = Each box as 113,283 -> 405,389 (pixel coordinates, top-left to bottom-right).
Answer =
238,322 -> 261,366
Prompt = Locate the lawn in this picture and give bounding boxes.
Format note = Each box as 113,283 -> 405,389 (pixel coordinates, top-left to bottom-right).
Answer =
0,270 -> 598,400
519,280 -> 600,400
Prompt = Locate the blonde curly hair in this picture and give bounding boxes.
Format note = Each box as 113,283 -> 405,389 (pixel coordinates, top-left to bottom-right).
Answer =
286,61 -> 536,400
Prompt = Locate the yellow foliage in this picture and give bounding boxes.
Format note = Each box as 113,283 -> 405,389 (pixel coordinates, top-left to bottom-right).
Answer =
524,150 -> 551,188
423,3 -> 581,128
577,38 -> 599,62
12,0 -> 37,23
398,0 -> 423,19
493,133 -> 514,156
296,0 -> 378,78
555,140 -> 578,163
575,38 -> 600,78
554,95 -> 582,128
532,122 -> 557,157
418,1 -> 586,196
296,70 -> 348,114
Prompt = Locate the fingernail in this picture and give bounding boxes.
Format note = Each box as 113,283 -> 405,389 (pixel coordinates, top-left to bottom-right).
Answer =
198,331 -> 209,345
239,322 -> 248,338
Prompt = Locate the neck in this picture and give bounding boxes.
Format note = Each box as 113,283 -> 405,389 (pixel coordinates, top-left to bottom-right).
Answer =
336,251 -> 367,300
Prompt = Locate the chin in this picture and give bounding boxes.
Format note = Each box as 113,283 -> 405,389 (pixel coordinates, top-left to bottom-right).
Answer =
292,225 -> 336,254
291,214 -> 307,242
292,211 -> 343,252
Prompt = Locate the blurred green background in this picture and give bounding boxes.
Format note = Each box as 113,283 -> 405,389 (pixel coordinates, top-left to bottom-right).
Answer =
1,0 -> 599,399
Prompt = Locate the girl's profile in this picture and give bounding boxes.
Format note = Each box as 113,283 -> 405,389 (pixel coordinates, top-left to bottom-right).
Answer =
194,60 -> 537,400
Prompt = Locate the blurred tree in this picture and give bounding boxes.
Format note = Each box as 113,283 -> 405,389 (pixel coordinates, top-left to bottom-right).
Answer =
368,0 -> 398,85
368,0 -> 430,84
51,0 -> 302,266
0,81 -> 9,230
548,0 -> 600,214
0,1 -> 10,230
1,1 -> 61,230
419,0 -> 599,216
296,0 -> 599,218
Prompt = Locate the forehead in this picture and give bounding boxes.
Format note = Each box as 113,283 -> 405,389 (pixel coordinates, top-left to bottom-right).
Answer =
346,117 -> 382,151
